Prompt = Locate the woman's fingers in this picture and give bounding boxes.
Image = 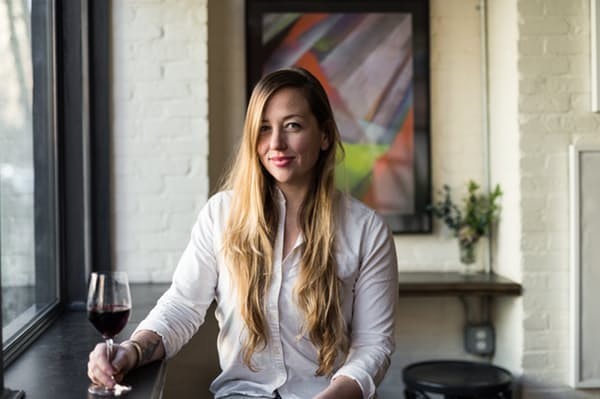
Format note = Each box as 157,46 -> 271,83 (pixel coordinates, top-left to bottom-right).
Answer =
87,342 -> 135,387
111,344 -> 134,375
87,342 -> 116,387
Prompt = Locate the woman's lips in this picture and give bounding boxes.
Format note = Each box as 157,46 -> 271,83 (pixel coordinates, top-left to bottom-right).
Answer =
269,156 -> 294,167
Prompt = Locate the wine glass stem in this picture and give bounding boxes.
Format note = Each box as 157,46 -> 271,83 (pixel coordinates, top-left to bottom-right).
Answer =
106,337 -> 114,363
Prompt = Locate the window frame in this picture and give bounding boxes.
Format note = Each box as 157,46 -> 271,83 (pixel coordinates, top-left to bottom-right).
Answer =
1,0 -> 111,369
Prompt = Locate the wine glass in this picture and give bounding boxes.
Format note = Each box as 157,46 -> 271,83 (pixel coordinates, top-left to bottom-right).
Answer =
87,271 -> 133,396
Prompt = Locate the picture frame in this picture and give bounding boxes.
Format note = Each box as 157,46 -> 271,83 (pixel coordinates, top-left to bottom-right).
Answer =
569,142 -> 600,388
246,0 -> 432,233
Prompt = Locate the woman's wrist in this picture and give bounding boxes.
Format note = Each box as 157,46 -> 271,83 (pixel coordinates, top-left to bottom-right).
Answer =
120,339 -> 143,369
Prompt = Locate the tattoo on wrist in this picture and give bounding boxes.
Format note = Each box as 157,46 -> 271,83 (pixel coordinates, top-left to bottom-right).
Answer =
141,338 -> 160,364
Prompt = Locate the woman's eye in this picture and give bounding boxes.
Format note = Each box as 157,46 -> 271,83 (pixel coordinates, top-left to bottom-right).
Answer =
285,122 -> 301,130
259,125 -> 271,134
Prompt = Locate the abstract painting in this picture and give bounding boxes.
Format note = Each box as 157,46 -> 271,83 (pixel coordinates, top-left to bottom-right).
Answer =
247,1 -> 431,233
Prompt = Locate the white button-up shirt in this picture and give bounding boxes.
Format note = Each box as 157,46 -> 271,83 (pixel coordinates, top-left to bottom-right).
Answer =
135,190 -> 398,398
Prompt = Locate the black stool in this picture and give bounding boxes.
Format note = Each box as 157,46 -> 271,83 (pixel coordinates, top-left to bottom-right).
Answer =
402,360 -> 513,399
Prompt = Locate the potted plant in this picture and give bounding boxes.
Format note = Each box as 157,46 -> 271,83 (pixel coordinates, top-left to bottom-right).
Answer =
428,180 -> 503,272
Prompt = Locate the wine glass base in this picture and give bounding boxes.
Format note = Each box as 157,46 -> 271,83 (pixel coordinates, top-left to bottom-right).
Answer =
88,383 -> 132,397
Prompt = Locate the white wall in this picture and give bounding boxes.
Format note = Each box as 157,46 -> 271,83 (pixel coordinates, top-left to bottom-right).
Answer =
111,0 -> 209,282
516,0 -> 600,397
488,0 -> 523,378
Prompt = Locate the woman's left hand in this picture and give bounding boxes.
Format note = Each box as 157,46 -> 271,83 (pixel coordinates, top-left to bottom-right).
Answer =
313,375 -> 362,399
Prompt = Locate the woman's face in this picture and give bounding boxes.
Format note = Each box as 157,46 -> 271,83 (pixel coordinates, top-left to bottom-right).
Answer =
257,87 -> 330,196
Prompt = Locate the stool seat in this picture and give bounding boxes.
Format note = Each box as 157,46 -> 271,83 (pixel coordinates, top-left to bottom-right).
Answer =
403,360 -> 512,398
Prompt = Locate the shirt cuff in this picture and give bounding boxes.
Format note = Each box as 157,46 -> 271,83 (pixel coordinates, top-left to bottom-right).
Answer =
332,366 -> 375,399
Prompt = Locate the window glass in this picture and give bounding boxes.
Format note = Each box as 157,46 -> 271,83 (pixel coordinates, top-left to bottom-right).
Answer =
0,0 -> 58,346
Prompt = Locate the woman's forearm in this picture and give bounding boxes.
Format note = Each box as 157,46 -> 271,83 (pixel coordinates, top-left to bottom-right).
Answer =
314,375 -> 362,399
129,329 -> 166,367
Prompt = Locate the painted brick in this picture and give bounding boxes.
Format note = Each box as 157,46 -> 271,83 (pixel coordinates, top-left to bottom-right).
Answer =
517,0 -> 544,16
139,195 -> 196,213
519,17 -> 570,35
519,56 -> 570,76
520,233 -> 548,252
164,61 -> 202,80
521,252 -> 565,272
571,93 -> 592,112
134,81 -> 190,100
124,212 -> 167,233
524,313 -> 549,330
545,36 -> 586,55
545,77 -> 587,94
519,76 -> 547,94
112,0 -> 207,284
132,4 -> 166,26
544,0 -> 585,16
524,331 -> 551,350
520,93 -> 570,112
520,133 -> 570,154
160,99 -> 204,117
523,352 -> 550,368
573,115 -> 599,132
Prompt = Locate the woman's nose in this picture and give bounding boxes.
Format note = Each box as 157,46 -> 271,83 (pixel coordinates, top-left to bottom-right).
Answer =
270,129 -> 287,149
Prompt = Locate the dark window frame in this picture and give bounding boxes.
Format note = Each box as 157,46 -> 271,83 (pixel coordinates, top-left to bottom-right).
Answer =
1,0 -> 111,381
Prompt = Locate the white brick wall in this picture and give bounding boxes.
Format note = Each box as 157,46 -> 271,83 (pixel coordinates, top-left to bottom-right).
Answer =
516,0 -> 600,398
112,0 -> 209,283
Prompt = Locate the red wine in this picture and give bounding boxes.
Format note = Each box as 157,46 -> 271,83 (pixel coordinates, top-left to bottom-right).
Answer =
88,305 -> 131,338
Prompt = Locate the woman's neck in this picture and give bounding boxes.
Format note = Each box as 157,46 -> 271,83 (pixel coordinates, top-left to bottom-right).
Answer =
277,185 -> 306,259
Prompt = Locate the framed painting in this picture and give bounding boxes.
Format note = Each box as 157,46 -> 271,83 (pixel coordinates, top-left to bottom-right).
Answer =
246,0 -> 431,233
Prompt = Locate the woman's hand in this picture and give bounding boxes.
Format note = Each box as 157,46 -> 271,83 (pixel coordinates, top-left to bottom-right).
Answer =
313,375 -> 362,399
87,342 -> 137,389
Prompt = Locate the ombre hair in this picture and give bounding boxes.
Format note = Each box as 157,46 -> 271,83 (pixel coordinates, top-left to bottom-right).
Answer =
221,67 -> 347,376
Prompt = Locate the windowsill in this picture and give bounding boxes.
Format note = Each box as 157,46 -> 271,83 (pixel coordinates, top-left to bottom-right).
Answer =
4,284 -> 170,399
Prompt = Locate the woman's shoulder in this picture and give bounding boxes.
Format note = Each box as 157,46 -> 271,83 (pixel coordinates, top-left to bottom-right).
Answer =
207,190 -> 233,205
336,192 -> 389,233
197,190 -> 233,220
337,191 -> 379,221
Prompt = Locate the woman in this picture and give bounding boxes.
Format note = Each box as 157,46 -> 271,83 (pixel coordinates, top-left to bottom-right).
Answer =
88,67 -> 398,398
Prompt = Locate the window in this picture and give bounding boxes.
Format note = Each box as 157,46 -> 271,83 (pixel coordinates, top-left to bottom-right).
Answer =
0,0 -> 59,358
0,4 -> 110,390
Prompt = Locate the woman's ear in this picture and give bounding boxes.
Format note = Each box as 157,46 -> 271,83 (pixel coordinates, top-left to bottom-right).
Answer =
320,131 -> 331,151
320,121 -> 332,151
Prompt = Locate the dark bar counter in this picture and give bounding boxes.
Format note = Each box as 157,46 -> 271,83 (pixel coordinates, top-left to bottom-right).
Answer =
5,284 -> 170,399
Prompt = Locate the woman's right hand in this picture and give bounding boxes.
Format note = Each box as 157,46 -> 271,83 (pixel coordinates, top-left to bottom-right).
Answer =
87,342 -> 137,388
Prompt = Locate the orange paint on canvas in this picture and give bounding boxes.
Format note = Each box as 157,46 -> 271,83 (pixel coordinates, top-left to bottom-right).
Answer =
283,14 -> 329,45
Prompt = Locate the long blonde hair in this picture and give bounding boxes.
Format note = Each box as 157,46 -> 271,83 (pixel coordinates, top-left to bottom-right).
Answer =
221,68 -> 347,376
